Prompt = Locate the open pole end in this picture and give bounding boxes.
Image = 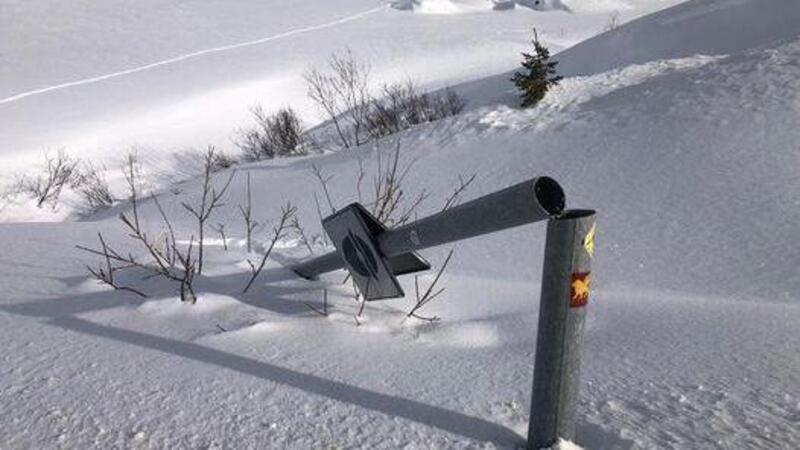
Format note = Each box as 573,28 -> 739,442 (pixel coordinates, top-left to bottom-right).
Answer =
533,176 -> 566,217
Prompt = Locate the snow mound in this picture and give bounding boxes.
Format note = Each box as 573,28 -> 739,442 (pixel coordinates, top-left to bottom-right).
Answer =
479,54 -> 722,131
561,0 -> 633,13
202,320 -> 290,343
391,0 -> 489,14
546,439 -> 583,450
137,294 -> 241,317
557,0 -> 800,76
415,321 -> 502,348
517,0 -> 569,12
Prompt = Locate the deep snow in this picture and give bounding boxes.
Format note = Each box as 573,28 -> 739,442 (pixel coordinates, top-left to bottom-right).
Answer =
0,0 -> 678,173
1,0 -> 799,448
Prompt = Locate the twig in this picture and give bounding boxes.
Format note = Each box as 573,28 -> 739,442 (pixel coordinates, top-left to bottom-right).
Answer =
353,279 -> 369,326
152,194 -> 177,266
442,174 -> 476,211
405,248 -> 454,322
84,232 -> 148,298
312,192 -> 329,246
242,203 -> 296,293
305,289 -> 329,317
290,215 -> 314,255
238,172 -> 258,253
180,146 -> 236,275
311,164 -> 336,215
212,223 -> 228,251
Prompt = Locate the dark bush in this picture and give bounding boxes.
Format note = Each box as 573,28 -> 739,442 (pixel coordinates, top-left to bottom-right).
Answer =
366,82 -> 465,140
237,106 -> 309,160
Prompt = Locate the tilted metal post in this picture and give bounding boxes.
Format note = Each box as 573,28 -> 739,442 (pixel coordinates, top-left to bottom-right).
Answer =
377,176 -> 565,257
292,176 -> 566,280
529,209 -> 596,449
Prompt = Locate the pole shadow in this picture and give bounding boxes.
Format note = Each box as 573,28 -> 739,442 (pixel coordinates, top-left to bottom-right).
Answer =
46,315 -> 524,447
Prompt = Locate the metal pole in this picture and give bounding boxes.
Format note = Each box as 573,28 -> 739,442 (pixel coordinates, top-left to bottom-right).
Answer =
529,209 -> 596,449
293,177 -> 565,278
378,176 -> 565,257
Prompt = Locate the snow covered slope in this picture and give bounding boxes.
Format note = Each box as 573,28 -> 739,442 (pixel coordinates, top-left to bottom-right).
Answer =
1,0 -> 799,449
0,0 -> 678,173
556,0 -> 800,76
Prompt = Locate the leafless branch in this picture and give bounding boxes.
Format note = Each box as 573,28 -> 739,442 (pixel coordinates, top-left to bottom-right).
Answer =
238,172 -> 258,253
242,203 -> 297,293
78,157 -> 199,303
442,174 -> 477,211
311,164 -> 336,215
311,192 -> 329,246
212,223 -> 228,251
406,248 -> 454,322
304,49 -> 372,149
290,215 -> 314,255
85,232 -> 148,298
75,161 -> 114,212
151,194 -> 177,266
19,150 -> 80,209
180,146 -> 236,275
369,140 -> 428,227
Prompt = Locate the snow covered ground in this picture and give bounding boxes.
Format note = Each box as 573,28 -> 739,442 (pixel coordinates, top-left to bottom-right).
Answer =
0,0 -> 677,173
2,0 -> 800,448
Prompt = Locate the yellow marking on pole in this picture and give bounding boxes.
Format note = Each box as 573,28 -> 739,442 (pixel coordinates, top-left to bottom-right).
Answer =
584,223 -> 595,258
570,272 -> 591,308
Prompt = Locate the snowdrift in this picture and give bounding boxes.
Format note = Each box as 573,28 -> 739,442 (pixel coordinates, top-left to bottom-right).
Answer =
556,0 -> 800,76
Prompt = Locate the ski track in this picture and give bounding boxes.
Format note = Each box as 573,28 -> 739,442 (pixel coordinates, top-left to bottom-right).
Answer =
0,5 -> 386,106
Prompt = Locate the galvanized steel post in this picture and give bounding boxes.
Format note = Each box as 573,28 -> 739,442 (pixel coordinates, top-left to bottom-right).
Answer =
528,209 -> 596,449
292,177 -> 565,280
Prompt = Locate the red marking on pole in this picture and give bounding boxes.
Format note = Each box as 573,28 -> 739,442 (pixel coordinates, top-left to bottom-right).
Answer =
570,272 -> 591,308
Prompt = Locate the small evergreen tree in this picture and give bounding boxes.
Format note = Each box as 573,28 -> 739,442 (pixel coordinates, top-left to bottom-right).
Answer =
511,29 -> 563,108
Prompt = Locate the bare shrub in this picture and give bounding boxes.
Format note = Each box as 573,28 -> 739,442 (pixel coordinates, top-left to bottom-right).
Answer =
78,156 -> 200,303
20,150 -> 81,209
75,162 -> 114,212
305,50 -> 467,148
311,141 -> 427,226
311,140 -> 475,228
84,232 -> 148,298
181,147 -> 236,275
369,141 -> 429,227
304,49 -> 372,149
208,149 -> 237,171
306,140 -> 475,323
237,106 -> 309,161
366,82 -> 465,140
604,11 -> 620,32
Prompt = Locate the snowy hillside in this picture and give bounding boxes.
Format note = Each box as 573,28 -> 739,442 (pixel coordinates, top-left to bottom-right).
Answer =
0,0 -> 678,173
1,0 -> 800,449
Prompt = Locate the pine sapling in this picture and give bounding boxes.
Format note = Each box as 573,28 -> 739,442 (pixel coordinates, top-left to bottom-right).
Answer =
511,29 -> 563,108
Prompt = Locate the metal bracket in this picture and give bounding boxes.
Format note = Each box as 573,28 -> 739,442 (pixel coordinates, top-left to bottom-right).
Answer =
322,203 -> 429,300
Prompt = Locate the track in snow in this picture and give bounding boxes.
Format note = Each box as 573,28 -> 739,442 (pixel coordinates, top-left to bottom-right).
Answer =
0,5 -> 386,106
